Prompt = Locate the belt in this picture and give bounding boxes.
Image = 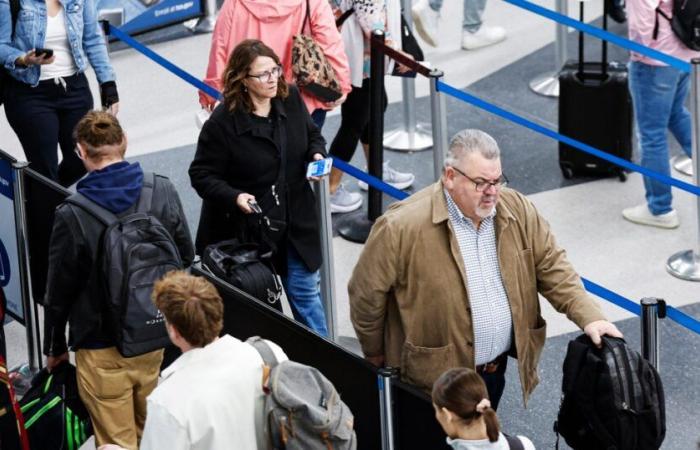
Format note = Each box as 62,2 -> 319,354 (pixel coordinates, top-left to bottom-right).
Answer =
475,352 -> 507,375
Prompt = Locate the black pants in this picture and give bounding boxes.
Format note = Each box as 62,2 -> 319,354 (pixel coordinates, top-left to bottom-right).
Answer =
328,78 -> 388,162
4,73 -> 92,187
480,356 -> 508,411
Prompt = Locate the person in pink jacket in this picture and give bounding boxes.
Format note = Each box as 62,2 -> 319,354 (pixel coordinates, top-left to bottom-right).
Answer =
199,0 -> 352,129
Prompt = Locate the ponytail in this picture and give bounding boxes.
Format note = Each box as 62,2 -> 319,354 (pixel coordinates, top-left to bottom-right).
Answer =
482,407 -> 500,442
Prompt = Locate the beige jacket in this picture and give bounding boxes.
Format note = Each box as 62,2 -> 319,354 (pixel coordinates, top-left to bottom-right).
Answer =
348,182 -> 606,404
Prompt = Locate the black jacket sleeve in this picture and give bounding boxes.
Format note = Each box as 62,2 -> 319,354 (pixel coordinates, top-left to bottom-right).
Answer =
189,117 -> 242,212
301,92 -> 327,162
43,208 -> 82,356
165,180 -> 195,267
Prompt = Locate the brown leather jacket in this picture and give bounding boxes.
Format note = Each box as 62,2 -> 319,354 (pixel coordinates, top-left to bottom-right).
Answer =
349,182 -> 605,404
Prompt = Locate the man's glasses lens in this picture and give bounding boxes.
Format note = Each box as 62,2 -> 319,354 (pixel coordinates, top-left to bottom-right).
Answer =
475,175 -> 508,192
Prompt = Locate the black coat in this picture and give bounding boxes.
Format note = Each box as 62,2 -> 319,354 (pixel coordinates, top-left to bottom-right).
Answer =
189,86 -> 326,273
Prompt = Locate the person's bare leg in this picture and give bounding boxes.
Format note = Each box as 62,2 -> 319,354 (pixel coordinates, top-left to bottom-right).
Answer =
329,167 -> 344,194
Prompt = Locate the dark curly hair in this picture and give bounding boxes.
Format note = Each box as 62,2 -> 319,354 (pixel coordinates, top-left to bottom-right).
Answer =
222,39 -> 289,113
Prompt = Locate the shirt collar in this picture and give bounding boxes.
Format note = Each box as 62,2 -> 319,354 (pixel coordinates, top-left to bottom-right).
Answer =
160,335 -> 235,380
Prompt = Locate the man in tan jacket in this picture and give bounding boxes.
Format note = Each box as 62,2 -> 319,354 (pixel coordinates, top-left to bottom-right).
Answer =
349,129 -> 622,408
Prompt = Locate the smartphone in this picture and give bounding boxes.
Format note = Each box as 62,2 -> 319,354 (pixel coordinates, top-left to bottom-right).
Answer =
34,48 -> 54,59
247,199 -> 262,214
306,158 -> 333,178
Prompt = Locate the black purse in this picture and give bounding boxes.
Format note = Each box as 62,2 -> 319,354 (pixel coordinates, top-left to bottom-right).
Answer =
392,12 -> 425,78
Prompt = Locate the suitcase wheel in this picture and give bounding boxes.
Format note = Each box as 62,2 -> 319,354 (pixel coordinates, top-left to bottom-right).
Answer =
618,171 -> 627,182
561,166 -> 575,180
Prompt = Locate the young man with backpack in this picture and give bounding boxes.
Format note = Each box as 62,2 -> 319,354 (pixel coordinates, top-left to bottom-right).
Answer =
42,111 -> 194,449
622,0 -> 700,229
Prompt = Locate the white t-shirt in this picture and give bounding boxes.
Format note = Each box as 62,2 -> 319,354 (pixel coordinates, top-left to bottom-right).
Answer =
40,7 -> 78,80
140,335 -> 287,450
447,433 -> 536,450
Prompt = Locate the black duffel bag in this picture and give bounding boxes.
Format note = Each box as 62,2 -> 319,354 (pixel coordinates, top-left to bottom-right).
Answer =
202,239 -> 283,312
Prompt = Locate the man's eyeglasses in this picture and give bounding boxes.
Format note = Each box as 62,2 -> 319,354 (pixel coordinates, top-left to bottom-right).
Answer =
451,166 -> 508,192
247,66 -> 283,83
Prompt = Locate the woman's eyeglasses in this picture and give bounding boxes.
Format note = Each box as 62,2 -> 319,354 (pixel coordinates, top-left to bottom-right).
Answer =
247,66 -> 283,83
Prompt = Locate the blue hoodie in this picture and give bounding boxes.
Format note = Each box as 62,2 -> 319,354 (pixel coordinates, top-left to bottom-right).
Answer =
77,161 -> 144,214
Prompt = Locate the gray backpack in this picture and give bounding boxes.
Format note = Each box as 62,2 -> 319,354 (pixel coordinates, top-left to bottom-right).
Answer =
247,337 -> 357,450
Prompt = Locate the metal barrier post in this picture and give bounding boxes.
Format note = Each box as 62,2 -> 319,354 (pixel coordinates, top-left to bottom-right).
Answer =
529,0 -> 568,97
184,0 -> 218,33
667,58 -> 700,281
378,367 -> 398,450
12,162 -> 41,372
315,178 -> 337,341
640,298 -> 666,369
429,71 -> 448,181
338,30 -> 386,243
383,0 -> 433,152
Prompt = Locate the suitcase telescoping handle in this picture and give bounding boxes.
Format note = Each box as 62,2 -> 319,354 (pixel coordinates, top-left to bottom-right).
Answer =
577,0 -> 608,79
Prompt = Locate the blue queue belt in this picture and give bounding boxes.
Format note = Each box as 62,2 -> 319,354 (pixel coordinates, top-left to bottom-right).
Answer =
503,0 -> 691,73
107,22 -> 700,337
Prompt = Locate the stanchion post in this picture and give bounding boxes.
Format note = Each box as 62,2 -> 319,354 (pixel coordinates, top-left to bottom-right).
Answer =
314,178 -> 337,341
377,367 -> 398,450
11,162 -> 41,372
667,58 -> 700,281
429,71 -> 448,181
640,297 -> 666,369
529,0 -> 568,97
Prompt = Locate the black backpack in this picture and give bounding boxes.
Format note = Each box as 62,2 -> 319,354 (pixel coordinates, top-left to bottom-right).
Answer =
18,361 -> 91,450
202,239 -> 283,312
65,173 -> 182,357
554,335 -> 665,450
0,0 -> 20,107
655,0 -> 700,50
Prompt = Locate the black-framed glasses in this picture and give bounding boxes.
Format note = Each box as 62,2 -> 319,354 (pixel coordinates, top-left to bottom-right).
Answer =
247,65 -> 283,83
451,166 -> 508,192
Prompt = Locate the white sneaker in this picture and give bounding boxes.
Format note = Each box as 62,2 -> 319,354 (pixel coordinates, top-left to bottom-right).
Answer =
330,183 -> 363,213
461,25 -> 507,50
412,0 -> 440,47
622,204 -> 680,229
358,161 -> 416,191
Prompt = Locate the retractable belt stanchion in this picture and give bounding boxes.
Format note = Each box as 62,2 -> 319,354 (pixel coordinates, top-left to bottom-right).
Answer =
383,0 -> 433,151
378,367 -> 398,450
640,298 -> 666,369
429,71 -> 448,181
529,0 -> 568,97
184,0 -> 217,33
12,162 -> 42,376
667,58 -> 700,281
338,30 -> 387,243
314,178 -> 338,340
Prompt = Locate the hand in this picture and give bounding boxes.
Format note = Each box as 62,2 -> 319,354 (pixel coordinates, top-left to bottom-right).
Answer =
324,92 -> 347,109
17,49 -> 55,67
236,193 -> 257,214
46,352 -> 69,372
104,102 -> 119,116
307,153 -> 327,182
396,50 -> 415,74
366,354 -> 385,368
584,320 -> 623,348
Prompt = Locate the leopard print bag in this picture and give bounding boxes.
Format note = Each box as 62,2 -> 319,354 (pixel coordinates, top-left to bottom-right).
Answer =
291,0 -> 343,102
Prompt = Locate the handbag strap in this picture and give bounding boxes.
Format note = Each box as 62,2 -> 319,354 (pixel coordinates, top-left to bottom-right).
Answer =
303,0 -> 312,35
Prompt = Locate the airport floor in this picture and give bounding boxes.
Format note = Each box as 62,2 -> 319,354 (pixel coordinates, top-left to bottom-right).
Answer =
1,0 -> 699,448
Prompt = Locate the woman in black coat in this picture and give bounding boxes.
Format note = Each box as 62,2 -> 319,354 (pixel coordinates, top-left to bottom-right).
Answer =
189,39 -> 329,336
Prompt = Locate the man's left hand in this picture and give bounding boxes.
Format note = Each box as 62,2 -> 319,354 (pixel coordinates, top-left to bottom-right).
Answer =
584,320 -> 623,347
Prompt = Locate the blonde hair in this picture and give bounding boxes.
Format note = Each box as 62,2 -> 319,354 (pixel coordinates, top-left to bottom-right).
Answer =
73,111 -> 126,161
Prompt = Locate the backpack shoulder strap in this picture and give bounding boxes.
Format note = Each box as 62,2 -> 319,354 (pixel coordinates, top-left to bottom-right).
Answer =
136,172 -> 156,213
64,193 -> 117,227
246,336 -> 280,369
503,433 -> 525,450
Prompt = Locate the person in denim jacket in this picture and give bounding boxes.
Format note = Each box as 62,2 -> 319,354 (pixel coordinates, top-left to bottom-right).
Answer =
0,0 -> 118,187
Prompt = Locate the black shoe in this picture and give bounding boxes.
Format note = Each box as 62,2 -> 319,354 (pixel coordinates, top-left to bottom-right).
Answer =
606,0 -> 627,23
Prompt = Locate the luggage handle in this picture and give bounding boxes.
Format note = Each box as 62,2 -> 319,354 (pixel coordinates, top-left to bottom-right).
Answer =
577,0 -> 608,80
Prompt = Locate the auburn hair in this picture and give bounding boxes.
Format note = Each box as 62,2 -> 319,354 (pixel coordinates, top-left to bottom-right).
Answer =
432,368 -> 501,442
152,271 -> 224,348
222,39 -> 289,113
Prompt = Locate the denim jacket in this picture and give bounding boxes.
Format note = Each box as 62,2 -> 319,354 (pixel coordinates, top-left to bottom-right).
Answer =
0,0 -> 114,86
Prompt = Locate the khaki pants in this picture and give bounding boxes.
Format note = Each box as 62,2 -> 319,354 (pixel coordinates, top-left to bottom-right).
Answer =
75,347 -> 163,450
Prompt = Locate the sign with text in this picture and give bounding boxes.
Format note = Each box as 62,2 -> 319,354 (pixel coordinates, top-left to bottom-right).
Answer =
0,156 -> 24,324
98,0 -> 204,36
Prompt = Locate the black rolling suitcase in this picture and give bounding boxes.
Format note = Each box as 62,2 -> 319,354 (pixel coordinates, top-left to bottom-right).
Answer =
558,2 -> 632,181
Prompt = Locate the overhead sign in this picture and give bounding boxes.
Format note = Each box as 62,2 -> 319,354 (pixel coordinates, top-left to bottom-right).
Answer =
0,157 -> 24,323
98,0 -> 204,36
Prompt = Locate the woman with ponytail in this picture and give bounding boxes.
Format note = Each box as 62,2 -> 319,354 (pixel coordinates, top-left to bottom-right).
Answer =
432,368 -> 536,449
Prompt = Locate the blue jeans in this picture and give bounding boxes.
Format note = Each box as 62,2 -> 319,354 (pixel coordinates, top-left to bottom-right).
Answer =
281,245 -> 328,336
429,0 -> 485,32
628,61 -> 692,215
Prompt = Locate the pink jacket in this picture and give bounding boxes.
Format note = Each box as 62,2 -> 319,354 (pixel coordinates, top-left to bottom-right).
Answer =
199,0 -> 352,113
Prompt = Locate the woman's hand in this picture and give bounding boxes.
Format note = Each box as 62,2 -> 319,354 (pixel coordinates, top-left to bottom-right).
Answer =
105,102 -> 119,116
236,193 -> 257,214
307,153 -> 327,182
17,49 -> 55,67
395,50 -> 415,74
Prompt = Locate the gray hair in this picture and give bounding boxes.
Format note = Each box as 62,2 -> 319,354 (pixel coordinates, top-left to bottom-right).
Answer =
443,129 -> 500,169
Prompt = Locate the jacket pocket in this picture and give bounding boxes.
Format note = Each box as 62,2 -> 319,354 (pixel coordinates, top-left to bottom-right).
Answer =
401,341 -> 455,391
525,317 -> 546,374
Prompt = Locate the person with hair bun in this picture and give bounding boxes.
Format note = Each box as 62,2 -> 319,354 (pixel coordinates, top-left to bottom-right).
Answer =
432,368 -> 535,450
